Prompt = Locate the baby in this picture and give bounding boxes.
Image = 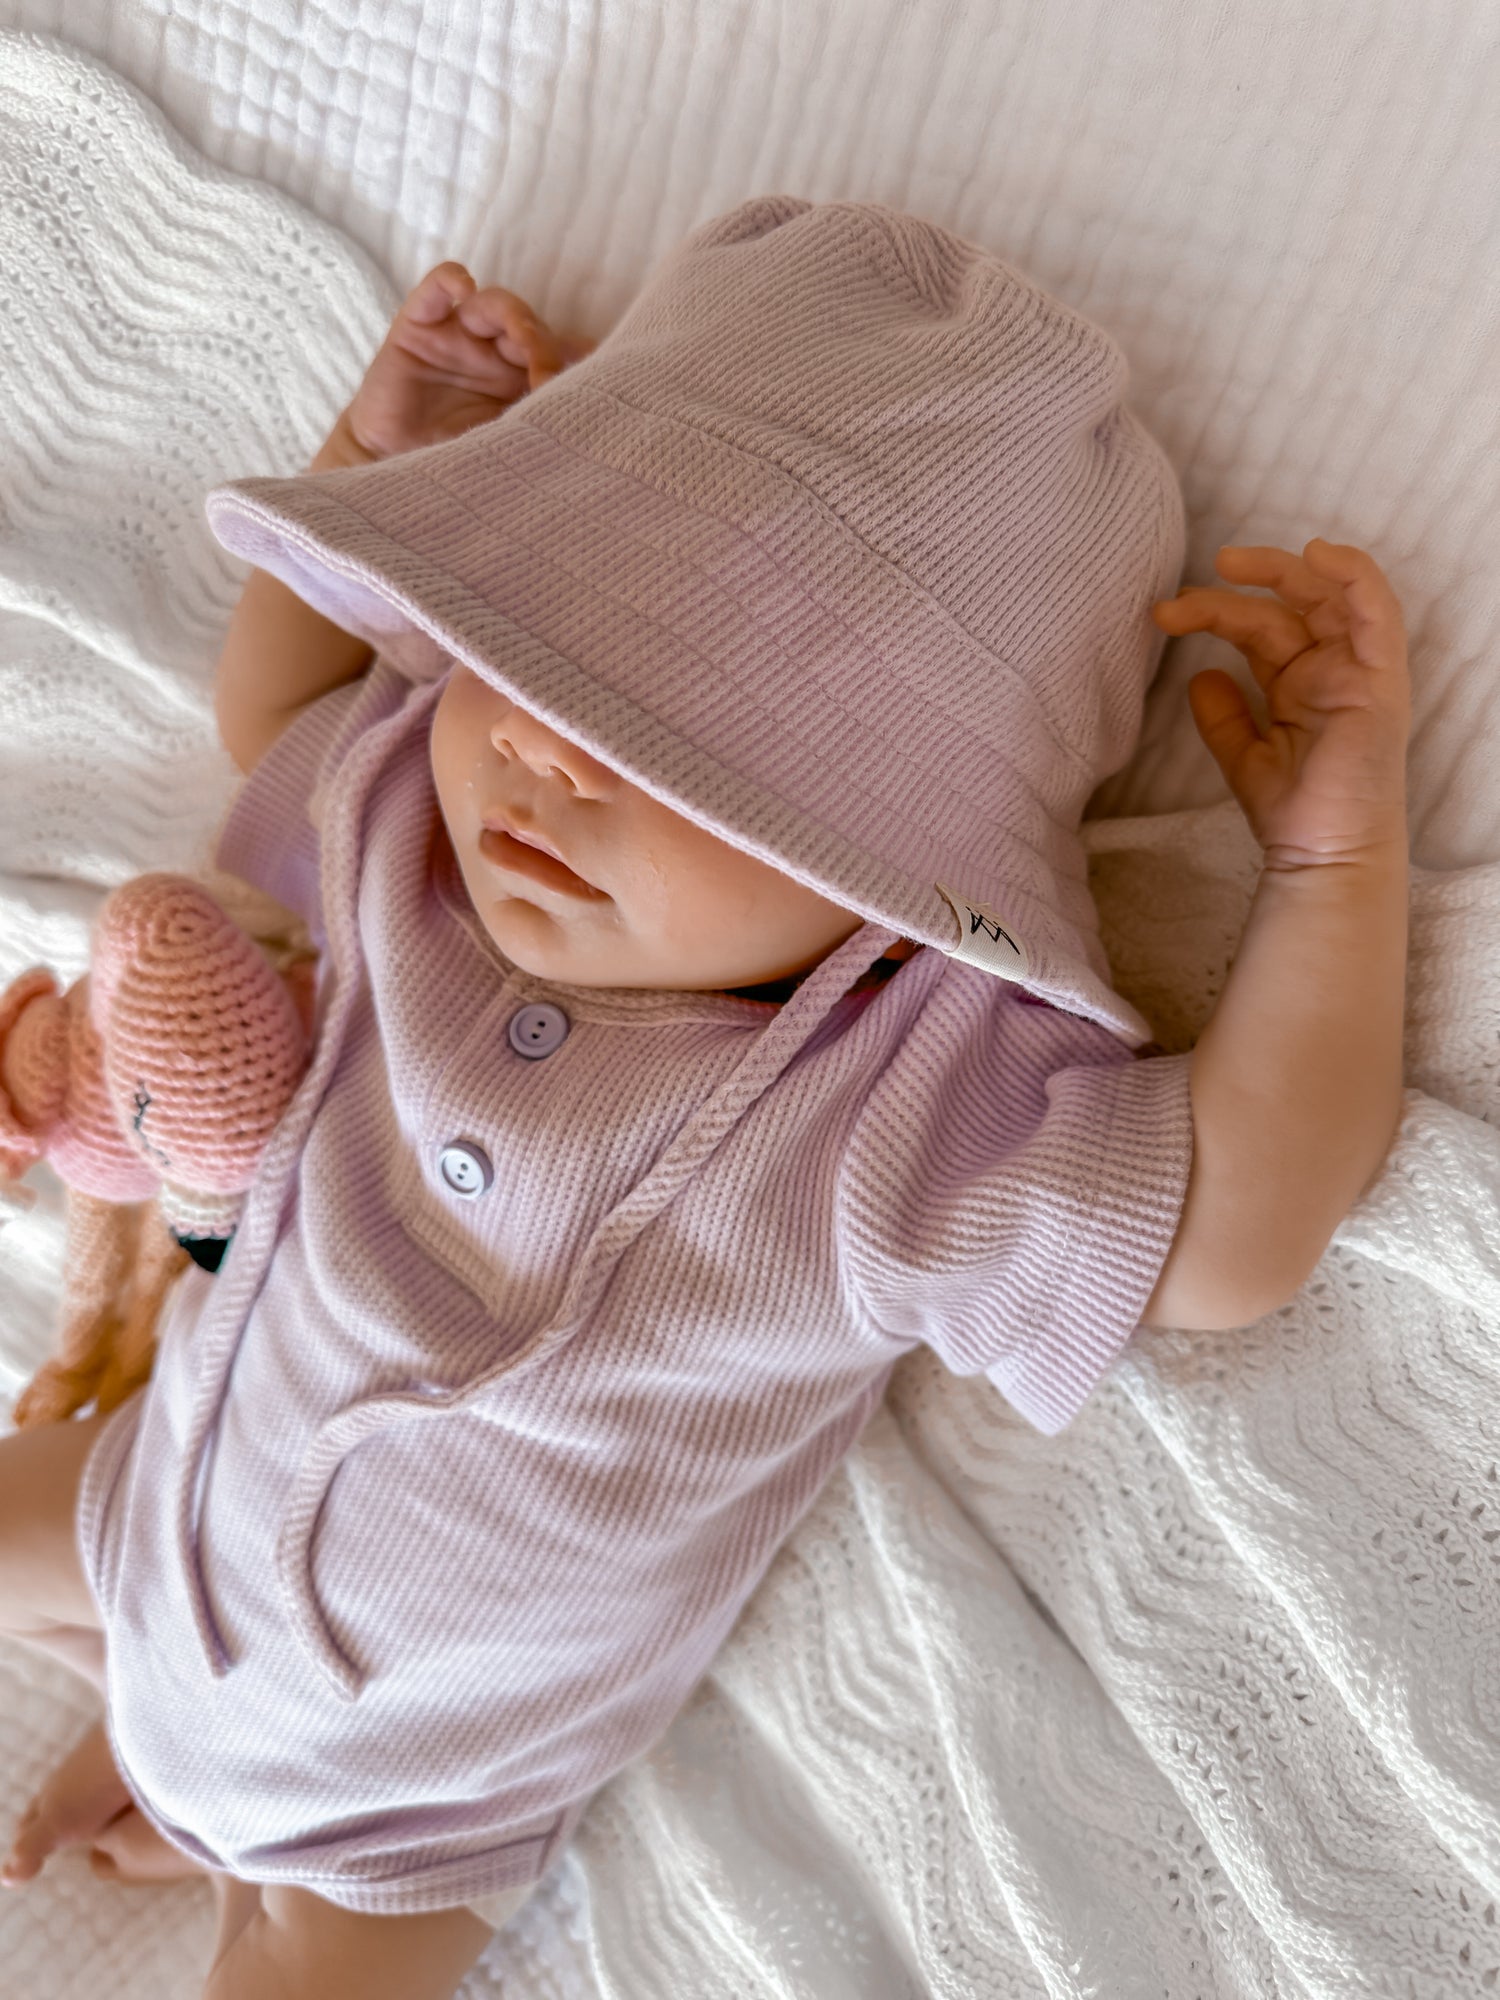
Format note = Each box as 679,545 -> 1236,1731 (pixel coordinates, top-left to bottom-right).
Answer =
0,197 -> 1409,1997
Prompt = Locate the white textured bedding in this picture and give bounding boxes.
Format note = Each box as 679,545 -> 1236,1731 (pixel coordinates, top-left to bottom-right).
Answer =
2,8 -> 1499,1996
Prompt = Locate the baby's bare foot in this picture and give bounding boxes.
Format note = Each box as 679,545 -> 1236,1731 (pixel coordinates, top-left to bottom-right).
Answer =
2,1714 -> 205,1888
3,1715 -> 130,1887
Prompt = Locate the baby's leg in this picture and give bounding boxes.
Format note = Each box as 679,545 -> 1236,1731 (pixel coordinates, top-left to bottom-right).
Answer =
0,1398 -> 118,1630
0,1394 -> 203,1890
0,1399 -> 119,1689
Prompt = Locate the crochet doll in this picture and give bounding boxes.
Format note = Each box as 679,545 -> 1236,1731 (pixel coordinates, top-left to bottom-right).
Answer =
0,873 -> 316,1427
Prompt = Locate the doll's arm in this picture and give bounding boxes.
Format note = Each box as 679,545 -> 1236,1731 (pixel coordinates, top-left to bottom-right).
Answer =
202,1878 -> 493,2000
1138,541 -> 1410,1331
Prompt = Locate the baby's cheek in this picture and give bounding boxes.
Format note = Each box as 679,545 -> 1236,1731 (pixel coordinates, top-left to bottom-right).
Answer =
611,840 -> 724,948
625,839 -> 673,912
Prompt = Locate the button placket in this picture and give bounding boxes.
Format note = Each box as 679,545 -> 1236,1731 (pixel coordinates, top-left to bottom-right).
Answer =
431,1002 -> 569,1204
397,986 -> 583,1315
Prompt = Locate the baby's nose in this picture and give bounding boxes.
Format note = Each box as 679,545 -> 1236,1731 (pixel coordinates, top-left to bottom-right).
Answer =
490,706 -> 596,794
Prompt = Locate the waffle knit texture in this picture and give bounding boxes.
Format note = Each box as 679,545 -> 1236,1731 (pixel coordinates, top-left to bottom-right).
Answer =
77,665 -> 1193,1917
204,194 -> 1186,1042
7,33 -> 1500,1993
74,198 -> 1195,1916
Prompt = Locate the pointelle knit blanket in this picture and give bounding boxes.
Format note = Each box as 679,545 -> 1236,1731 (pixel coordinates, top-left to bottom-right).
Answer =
2,32 -> 1499,1999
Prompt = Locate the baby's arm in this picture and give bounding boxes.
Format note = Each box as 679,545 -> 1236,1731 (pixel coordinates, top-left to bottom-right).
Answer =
1139,541 -> 1410,1331
214,262 -> 580,776
204,1876 -> 492,2000
213,493 -> 374,774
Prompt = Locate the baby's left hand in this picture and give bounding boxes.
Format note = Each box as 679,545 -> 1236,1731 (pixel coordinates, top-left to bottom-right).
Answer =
1152,540 -> 1412,869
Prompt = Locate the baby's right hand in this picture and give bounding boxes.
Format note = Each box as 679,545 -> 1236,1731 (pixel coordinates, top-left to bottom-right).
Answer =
334,262 -> 595,464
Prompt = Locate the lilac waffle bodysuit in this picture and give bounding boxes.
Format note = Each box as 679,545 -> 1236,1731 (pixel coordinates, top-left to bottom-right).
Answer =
75,656 -> 1193,1917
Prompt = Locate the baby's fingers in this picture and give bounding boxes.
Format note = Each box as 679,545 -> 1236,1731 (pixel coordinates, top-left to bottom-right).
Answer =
455,286 -> 564,389
400,262 -> 476,326
1212,541 -> 1405,669
1152,585 -> 1311,690
1187,668 -> 1263,776
1301,540 -> 1407,672
1212,543 -> 1346,617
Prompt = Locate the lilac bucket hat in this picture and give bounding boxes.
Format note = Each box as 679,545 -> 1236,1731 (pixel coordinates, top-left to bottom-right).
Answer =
205,195 -> 1185,1043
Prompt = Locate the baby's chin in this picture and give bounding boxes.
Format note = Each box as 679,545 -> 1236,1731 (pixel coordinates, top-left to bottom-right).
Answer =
469,895 -> 661,990
472,903 -> 783,995
471,898 -> 600,977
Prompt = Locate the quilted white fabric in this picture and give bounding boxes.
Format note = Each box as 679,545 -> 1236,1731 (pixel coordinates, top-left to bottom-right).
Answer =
2,13 -> 1499,1999
6,0 -> 1500,877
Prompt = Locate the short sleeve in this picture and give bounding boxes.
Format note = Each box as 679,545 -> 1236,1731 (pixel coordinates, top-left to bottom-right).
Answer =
212,658 -> 408,945
838,972 -> 1193,1435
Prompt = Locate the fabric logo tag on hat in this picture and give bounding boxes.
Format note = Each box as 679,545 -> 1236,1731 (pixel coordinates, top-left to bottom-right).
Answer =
934,882 -> 1030,982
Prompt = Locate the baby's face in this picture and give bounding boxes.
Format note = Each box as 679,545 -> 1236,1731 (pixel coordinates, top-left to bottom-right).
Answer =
430,665 -> 867,992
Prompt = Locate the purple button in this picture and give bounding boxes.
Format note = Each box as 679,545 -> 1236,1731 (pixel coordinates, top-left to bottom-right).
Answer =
507,1002 -> 570,1059
438,1141 -> 493,1199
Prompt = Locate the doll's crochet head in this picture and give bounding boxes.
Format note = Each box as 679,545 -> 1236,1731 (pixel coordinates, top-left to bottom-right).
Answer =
0,873 -> 315,1424
0,873 -> 311,1220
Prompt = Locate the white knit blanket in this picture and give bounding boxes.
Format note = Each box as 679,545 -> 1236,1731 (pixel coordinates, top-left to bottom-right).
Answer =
3,23 -> 1500,1999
